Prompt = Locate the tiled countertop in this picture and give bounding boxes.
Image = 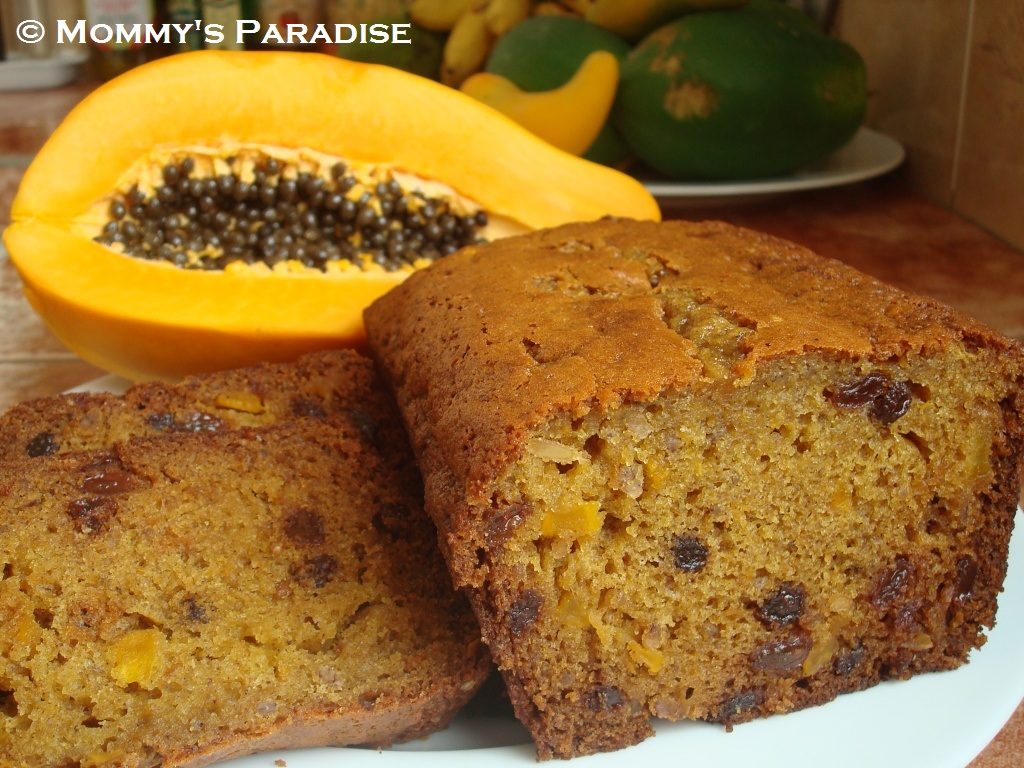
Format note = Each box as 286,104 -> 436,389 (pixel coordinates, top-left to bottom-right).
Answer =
0,81 -> 1021,767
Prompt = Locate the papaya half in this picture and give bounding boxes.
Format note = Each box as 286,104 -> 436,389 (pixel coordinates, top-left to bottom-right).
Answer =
5,50 -> 659,381
614,0 -> 866,180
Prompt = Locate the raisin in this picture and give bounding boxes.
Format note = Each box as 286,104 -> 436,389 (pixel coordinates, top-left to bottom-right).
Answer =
827,372 -> 889,408
485,503 -> 530,547
291,554 -> 338,589
145,411 -> 223,433
717,688 -> 764,722
283,507 -> 326,546
891,599 -> 924,633
870,555 -> 915,610
183,596 -> 209,623
833,645 -> 865,675
954,556 -> 978,604
146,412 -> 177,431
291,397 -> 327,420
826,371 -> 913,425
750,632 -> 812,675
756,582 -> 806,627
177,412 -> 224,433
507,590 -> 542,637
81,465 -> 139,495
67,497 -> 116,534
672,535 -> 708,572
26,431 -> 58,457
585,685 -> 625,711
869,380 -> 913,424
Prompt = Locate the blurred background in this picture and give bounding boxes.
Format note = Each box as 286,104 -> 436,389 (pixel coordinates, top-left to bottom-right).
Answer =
0,1 -> 1020,252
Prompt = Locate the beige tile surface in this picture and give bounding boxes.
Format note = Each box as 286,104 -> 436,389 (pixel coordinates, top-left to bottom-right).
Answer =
954,0 -> 1024,250
836,0 -> 972,205
0,252 -> 78,359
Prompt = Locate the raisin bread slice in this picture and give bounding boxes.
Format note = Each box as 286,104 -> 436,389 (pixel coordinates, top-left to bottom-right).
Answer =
0,418 -> 488,768
365,219 -> 1023,758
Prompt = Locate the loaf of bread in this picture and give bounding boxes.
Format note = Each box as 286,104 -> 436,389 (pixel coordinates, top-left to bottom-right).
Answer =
365,219 -> 1024,759
0,350 -> 391,464
0,365 -> 488,766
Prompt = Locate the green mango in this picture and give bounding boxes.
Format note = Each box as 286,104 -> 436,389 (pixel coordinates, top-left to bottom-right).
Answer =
614,0 -> 867,180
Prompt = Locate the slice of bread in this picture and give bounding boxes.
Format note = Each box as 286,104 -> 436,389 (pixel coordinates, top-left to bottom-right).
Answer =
365,219 -> 1024,758
0,419 -> 488,767
0,351 -> 390,464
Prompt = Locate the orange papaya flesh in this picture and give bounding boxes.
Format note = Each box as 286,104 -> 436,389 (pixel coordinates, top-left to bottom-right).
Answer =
5,51 -> 660,381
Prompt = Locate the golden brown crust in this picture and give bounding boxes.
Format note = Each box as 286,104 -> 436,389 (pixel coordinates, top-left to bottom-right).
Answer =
0,350 -> 391,464
167,682 -> 483,767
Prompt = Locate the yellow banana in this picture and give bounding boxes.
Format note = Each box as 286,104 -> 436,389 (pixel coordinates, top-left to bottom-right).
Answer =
409,0 -> 473,31
461,50 -> 619,155
585,0 -> 747,40
441,4 -> 493,86
483,0 -> 531,35
533,2 -> 580,16
559,0 -> 593,13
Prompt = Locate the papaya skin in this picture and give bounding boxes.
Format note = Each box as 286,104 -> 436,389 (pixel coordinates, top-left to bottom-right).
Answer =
6,51 -> 659,381
461,51 -> 619,156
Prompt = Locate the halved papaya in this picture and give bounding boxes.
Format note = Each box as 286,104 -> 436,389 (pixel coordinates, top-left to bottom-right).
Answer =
5,50 -> 659,381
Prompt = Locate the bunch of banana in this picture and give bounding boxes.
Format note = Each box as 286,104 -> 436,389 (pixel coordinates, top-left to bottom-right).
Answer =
408,0 -> 747,85
411,0 -> 571,85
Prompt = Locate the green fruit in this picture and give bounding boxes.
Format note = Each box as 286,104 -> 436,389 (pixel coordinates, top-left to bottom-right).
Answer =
614,0 -> 867,180
486,16 -> 632,166
338,16 -> 445,80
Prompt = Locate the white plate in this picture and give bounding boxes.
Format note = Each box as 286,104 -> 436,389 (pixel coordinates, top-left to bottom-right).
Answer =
641,127 -> 905,203
71,377 -> 1024,768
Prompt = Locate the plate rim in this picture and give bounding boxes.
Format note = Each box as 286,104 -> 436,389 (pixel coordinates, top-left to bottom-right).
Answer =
641,127 -> 905,198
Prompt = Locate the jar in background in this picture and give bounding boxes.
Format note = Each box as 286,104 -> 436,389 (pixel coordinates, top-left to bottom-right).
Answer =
203,0 -> 250,50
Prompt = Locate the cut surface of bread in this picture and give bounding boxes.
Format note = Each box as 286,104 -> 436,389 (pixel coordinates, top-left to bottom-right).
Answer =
0,398 -> 487,767
364,219 -> 1024,758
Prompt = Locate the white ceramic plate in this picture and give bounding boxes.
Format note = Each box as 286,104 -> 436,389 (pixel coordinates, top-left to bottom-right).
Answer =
640,127 -> 905,203
70,377 -> 1024,767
